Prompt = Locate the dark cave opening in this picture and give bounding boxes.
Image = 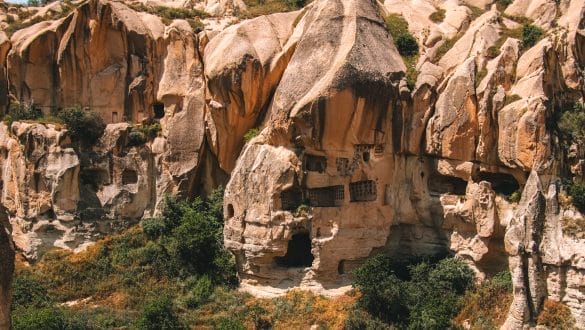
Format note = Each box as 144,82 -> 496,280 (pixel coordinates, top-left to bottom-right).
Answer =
274,233 -> 314,268
428,174 -> 468,195
476,172 -> 520,196
153,102 -> 165,119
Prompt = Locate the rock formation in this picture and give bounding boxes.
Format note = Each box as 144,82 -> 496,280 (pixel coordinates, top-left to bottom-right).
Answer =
0,204 -> 14,330
0,0 -> 584,327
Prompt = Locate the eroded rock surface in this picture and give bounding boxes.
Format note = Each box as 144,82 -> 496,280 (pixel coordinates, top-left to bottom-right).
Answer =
0,0 -> 584,326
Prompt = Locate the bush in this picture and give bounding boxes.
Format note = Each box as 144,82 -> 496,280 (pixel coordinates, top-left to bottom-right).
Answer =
244,128 -> 260,143
522,24 -> 544,48
455,270 -> 513,328
537,299 -> 576,329
384,14 -> 419,57
240,0 -> 305,18
142,217 -> 166,240
561,216 -> 585,239
429,8 -> 446,23
184,275 -> 214,308
58,106 -> 105,146
496,0 -> 513,11
509,190 -> 522,203
215,317 -> 246,330
559,102 -> 585,143
4,102 -> 43,125
568,182 -> 585,213
127,123 -> 161,146
136,295 -> 183,330
12,307 -> 66,330
11,273 -> 52,309
352,255 -> 474,328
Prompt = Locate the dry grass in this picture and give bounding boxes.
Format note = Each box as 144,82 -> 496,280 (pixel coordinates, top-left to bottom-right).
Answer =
561,216 -> 585,239
537,299 -> 576,329
455,275 -> 513,329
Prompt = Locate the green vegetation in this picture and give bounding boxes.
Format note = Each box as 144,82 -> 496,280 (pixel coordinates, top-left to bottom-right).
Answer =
4,1 -> 75,36
496,0 -> 513,11
58,106 -> 105,147
476,67 -> 488,87
504,93 -> 522,106
384,14 -> 419,57
137,295 -> 184,330
434,37 -> 458,61
468,5 -> 485,20
127,122 -> 161,146
455,271 -> 513,328
559,102 -> 585,144
429,8 -> 446,23
3,102 -> 43,126
509,190 -> 522,203
522,24 -> 545,48
129,3 -> 207,25
350,254 -> 474,329
244,127 -> 260,143
238,0 -> 306,18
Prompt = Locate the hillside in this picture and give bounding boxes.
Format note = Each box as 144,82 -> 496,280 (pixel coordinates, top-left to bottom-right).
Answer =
0,0 -> 584,328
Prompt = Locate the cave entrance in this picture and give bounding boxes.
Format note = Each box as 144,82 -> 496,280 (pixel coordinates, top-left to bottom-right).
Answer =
477,172 -> 520,195
428,174 -> 468,195
153,102 -> 165,119
274,233 -> 314,268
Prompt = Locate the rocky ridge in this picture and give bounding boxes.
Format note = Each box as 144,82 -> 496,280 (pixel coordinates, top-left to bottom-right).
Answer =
0,0 -> 583,327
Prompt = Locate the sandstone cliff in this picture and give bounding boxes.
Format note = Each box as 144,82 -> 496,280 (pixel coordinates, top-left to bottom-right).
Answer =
0,0 -> 584,327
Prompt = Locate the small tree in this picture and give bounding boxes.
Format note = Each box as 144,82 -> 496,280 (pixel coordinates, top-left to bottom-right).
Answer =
522,24 -> 544,48
136,295 -> 183,330
58,106 -> 105,147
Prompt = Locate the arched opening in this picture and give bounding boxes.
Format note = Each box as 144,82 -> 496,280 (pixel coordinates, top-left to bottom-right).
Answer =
226,204 -> 234,219
274,233 -> 314,267
476,172 -> 520,196
338,260 -> 345,274
153,102 -> 165,119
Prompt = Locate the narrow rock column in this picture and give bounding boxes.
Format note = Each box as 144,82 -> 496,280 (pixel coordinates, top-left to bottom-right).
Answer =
503,171 -> 547,328
0,206 -> 14,330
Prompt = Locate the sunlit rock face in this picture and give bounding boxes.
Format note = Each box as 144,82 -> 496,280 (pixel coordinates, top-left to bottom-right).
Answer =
0,0 -> 584,326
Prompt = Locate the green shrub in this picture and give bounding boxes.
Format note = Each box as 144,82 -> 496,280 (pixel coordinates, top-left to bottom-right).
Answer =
352,255 -> 474,328
142,217 -> 167,240
429,8 -> 446,23
215,317 -> 246,330
522,24 -> 544,48
344,308 -> 394,330
136,295 -> 183,330
11,272 -> 52,309
384,14 -> 419,57
4,102 -> 43,125
434,37 -> 458,61
12,307 -> 66,330
496,0 -> 513,11
509,190 -> 522,203
559,102 -> 585,143
244,127 -> 260,143
568,182 -> 585,213
127,122 -> 161,146
184,275 -> 214,308
58,106 -> 105,146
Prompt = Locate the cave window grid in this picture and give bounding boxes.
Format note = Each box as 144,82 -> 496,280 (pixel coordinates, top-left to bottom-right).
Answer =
281,187 -> 303,211
274,232 -> 315,268
308,185 -> 344,207
349,180 -> 377,202
305,155 -> 327,173
336,157 -> 351,176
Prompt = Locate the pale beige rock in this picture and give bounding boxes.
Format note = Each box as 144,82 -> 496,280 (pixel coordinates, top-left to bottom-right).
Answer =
426,57 -> 479,160
505,0 -> 558,28
204,10 -> 300,172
